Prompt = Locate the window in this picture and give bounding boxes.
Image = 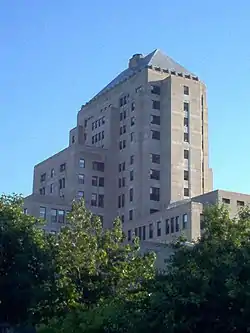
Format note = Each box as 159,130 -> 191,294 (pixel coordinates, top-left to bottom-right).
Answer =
99,177 -> 104,187
123,125 -> 126,133
150,115 -> 161,125
91,193 -> 98,206
184,149 -> 189,159
129,188 -> 134,202
123,110 -> 126,119
58,210 -> 65,223
151,130 -> 160,140
128,230 -> 132,241
84,119 -> 88,127
23,208 -> 28,215
130,155 -> 134,165
122,162 -> 126,171
119,141 -> 123,149
152,100 -> 160,110
59,178 -> 65,189
184,85 -> 189,95
184,170 -> 189,181
118,195 -> 121,208
200,213 -> 205,230
122,177 -> 125,187
150,169 -> 160,180
151,85 -> 161,95
184,188 -> 189,197
175,216 -> 180,232
170,217 -> 175,233
92,176 -> 98,186
120,127 -> 123,135
122,194 -> 125,207
119,164 -> 122,172
237,200 -> 245,207
129,209 -> 133,221
98,194 -> 104,208
130,170 -> 134,181
40,173 -> 46,182
184,102 -> 189,112
131,102 -> 135,111
123,140 -> 126,148
131,117 -> 135,126
165,219 -> 170,234
102,131 -> 104,139
60,163 -> 66,172
92,161 -> 105,172
151,153 -> 160,164
150,209 -> 159,214
51,169 -> 55,178
138,226 -> 142,240
184,117 -> 189,126
142,226 -> 146,240
39,206 -> 46,219
157,221 -> 161,236
50,183 -> 54,193
98,132 -> 101,141
120,112 -> 123,121
78,174 -> 85,184
222,198 -> 230,204
102,116 -> 105,124
51,209 -> 57,223
78,191 -> 84,199
39,187 -> 45,195
130,132 -> 135,142
183,214 -> 188,229
149,223 -> 154,239
72,135 -> 75,144
121,215 -> 124,223
150,187 -> 160,201
184,133 -> 189,142
135,228 -> 138,237
79,159 -> 85,168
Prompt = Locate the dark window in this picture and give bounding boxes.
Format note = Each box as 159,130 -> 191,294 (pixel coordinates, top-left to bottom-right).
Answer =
128,230 -> 132,241
184,170 -> 189,181
60,163 -> 66,172
40,173 -> 46,182
120,127 -> 123,135
183,214 -> 188,229
99,177 -> 104,187
50,183 -> 54,193
200,214 -> 204,230
150,115 -> 161,125
152,100 -> 160,110
123,140 -> 126,148
120,112 -> 123,121
122,162 -> 126,171
175,216 -> 180,232
184,102 -> 189,112
184,149 -> 189,159
170,217 -> 175,233
142,226 -> 146,240
119,164 -> 122,172
92,136 -> 95,144
184,85 -> 189,95
118,178 -> 122,188
135,228 -> 138,237
91,193 -> 98,206
39,187 -> 45,195
92,176 -> 98,186
237,200 -> 245,207
131,117 -> 135,126
102,116 -> 105,124
150,187 -> 160,201
151,85 -> 161,95
98,194 -> 104,208
149,223 -> 154,239
184,117 -> 189,126
59,178 -> 65,189
118,195 -> 121,208
79,159 -> 85,168
51,209 -> 57,223
92,161 -> 104,172
130,132 -> 135,142
184,133 -> 189,142
58,210 -> 65,223
123,125 -> 126,133
23,208 -> 28,215
184,188 -> 189,197
119,141 -> 122,150
131,102 -> 135,111
102,131 -> 104,139
39,206 -> 46,219
78,174 -> 85,184
84,119 -> 88,128
138,226 -> 142,240
122,194 -> 125,207
51,169 -> 55,178
130,155 -> 134,164
123,110 -> 126,119
222,198 -> 230,204
129,188 -> 134,202
129,209 -> 133,221
157,221 -> 161,236
151,153 -> 160,164
72,136 -> 75,144
150,169 -> 160,180
130,170 -> 134,181
165,219 -> 170,234
151,130 -> 160,140
150,209 -> 159,214
122,177 -> 126,187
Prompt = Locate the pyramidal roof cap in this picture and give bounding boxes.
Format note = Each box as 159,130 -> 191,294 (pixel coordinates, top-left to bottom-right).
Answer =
92,49 -> 196,100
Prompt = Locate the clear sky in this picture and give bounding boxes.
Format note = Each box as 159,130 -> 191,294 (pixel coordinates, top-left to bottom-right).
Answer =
1,1 -> 250,196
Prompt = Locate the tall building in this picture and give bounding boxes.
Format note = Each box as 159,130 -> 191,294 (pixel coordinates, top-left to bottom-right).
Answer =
25,49 -> 249,247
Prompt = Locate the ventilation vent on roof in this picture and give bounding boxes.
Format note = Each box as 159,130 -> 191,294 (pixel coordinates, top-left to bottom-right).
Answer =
163,69 -> 169,73
171,70 -> 176,75
185,74 -> 191,79
178,73 -> 183,77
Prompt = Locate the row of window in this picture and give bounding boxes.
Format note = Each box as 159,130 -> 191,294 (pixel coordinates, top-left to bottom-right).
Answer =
92,116 -> 105,130
118,188 -> 134,208
118,156 -> 134,172
127,214 -> 188,241
40,164 -> 66,182
92,131 -> 104,144
118,170 -> 134,187
222,198 -> 245,206
150,84 -> 189,96
39,206 -> 69,223
149,186 -> 189,201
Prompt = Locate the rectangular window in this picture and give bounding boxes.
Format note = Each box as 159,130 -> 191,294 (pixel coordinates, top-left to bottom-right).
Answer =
128,230 -> 132,241
184,149 -> 189,159
119,164 -> 122,172
59,178 -> 65,189
149,223 -> 154,239
131,117 -> 135,126
79,159 -> 85,168
157,221 -> 161,237
49,183 -> 53,193
175,216 -> 180,232
129,209 -> 133,221
40,173 -> 46,182
138,226 -> 142,240
150,115 -> 161,125
23,208 -> 28,215
150,169 -> 160,180
150,187 -> 160,201
118,195 -> 121,208
122,177 -> 126,187
39,206 -> 46,219
122,162 -> 126,171
165,219 -> 170,234
118,178 -> 121,188
39,187 -> 45,195
183,214 -> 188,229
151,85 -> 161,95
184,170 -> 189,181
142,226 -> 146,240
60,163 -> 66,172
152,100 -> 160,110
78,174 -> 85,184
184,102 -> 189,112
184,188 -> 189,197
151,153 -> 160,164
237,200 -> 245,207
130,132 -> 135,142
123,140 -> 126,149
131,102 -> 135,111
130,155 -> 134,165
51,209 -> 57,223
58,210 -> 65,223
120,112 -> 123,121
119,141 -> 122,150
98,194 -> 104,208
121,214 -> 124,224
184,133 -> 189,142
200,213 -> 205,230
123,110 -> 126,119
102,131 -> 104,140
122,194 -> 125,207
170,217 -> 175,233
130,170 -> 134,181
129,188 -> 134,202
120,127 -> 123,135
84,119 -> 88,128
135,228 -> 138,237
184,117 -> 189,126
91,193 -> 98,206
222,198 -> 230,204
92,176 -> 98,186
99,177 -> 104,187
78,191 -> 84,199
151,130 -> 160,140
92,161 -> 105,172
184,85 -> 189,95
123,125 -> 126,133
98,132 -> 101,141
51,169 -> 55,178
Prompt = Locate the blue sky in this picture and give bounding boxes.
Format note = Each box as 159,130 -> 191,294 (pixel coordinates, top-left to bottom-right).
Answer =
1,1 -> 250,196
